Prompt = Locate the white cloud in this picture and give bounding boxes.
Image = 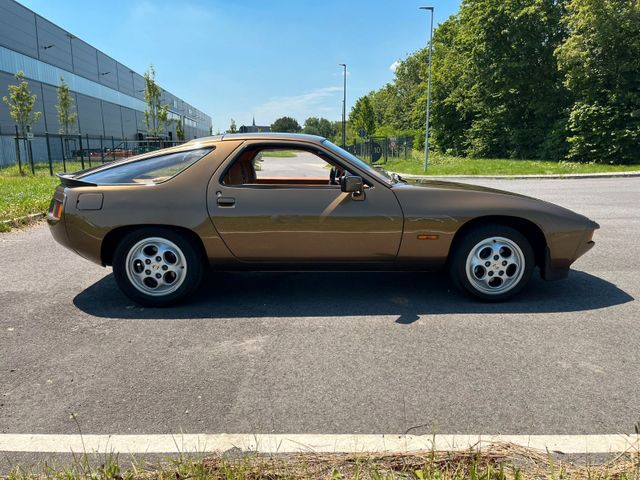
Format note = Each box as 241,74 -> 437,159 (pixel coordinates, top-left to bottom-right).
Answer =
249,86 -> 343,125
389,60 -> 401,73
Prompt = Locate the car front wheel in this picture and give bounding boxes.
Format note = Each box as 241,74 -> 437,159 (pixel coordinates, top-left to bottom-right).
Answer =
450,224 -> 534,301
113,228 -> 203,307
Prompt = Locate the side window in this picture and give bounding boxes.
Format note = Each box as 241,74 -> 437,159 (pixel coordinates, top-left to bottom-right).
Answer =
255,149 -> 330,179
223,147 -> 348,186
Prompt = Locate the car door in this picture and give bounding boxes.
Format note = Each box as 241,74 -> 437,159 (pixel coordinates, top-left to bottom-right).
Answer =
207,141 -> 403,262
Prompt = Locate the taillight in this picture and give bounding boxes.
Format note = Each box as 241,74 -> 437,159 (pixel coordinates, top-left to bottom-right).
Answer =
48,199 -> 64,220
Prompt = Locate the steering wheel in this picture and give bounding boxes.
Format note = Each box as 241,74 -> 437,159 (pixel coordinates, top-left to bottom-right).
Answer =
329,166 -> 345,185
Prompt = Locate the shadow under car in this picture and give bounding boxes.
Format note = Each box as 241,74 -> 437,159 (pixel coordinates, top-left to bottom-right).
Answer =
72,269 -> 633,323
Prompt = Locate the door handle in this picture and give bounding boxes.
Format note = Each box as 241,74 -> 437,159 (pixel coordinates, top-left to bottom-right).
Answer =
217,197 -> 236,207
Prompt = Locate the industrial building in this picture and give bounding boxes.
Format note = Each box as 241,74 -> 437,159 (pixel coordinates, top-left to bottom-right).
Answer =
0,0 -> 212,165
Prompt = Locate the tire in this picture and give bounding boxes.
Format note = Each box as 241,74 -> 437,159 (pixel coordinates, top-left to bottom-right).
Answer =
112,227 -> 204,307
449,224 -> 534,302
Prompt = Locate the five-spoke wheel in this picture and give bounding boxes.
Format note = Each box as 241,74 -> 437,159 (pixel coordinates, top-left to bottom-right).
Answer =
450,225 -> 534,301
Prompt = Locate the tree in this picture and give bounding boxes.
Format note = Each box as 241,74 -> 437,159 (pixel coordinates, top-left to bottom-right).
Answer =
362,0 -> 571,160
227,118 -> 238,133
176,118 -> 185,141
2,70 -> 42,175
143,65 -> 169,138
424,0 -> 570,159
303,117 -> 336,138
56,76 -> 77,135
349,96 -> 376,137
271,116 -> 301,133
556,0 -> 640,164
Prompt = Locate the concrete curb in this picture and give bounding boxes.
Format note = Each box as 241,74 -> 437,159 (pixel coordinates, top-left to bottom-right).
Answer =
0,212 -> 45,228
1,433 -> 639,454
392,171 -> 640,181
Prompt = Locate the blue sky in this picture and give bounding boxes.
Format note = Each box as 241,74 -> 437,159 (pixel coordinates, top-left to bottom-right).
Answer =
18,0 -> 460,133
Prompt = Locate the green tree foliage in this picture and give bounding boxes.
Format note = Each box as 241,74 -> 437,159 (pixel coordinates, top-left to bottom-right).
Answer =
329,120 -> 357,145
3,71 -> 42,137
56,76 -> 77,135
176,118 -> 185,141
349,96 -> 376,137
271,116 -> 301,133
428,0 -> 570,159
2,70 -> 42,174
556,0 -> 640,164
360,0 -> 602,161
227,119 -> 238,133
303,117 -> 336,138
143,65 -> 169,137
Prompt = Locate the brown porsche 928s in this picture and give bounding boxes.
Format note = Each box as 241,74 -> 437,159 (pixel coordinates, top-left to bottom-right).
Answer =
48,133 -> 598,307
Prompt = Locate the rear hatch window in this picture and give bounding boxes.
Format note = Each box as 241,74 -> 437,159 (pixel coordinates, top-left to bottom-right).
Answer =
77,147 -> 213,185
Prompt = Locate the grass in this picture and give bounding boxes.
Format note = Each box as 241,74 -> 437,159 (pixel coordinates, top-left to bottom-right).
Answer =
3,443 -> 640,480
260,150 -> 299,158
0,161 -> 85,232
381,151 -> 640,176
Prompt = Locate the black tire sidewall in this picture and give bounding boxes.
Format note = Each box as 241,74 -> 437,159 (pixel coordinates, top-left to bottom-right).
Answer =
113,227 -> 203,307
450,224 -> 534,302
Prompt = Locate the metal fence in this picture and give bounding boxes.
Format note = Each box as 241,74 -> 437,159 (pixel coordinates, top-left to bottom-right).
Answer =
0,131 -> 185,175
1,131 -> 415,175
346,135 -> 415,164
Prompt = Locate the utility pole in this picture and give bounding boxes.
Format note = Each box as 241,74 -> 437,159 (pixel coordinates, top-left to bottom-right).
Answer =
420,6 -> 435,173
339,63 -> 347,147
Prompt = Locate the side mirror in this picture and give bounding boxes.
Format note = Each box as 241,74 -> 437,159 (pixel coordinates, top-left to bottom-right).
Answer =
341,175 -> 364,194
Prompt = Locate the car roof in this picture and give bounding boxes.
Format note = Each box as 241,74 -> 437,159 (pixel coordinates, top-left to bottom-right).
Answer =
185,132 -> 326,146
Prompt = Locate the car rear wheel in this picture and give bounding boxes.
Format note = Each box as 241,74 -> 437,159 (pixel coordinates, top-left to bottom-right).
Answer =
113,228 -> 203,307
450,224 -> 534,301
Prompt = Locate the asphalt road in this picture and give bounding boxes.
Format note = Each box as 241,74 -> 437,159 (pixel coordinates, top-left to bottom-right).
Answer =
0,177 -> 638,442
258,151 -> 329,177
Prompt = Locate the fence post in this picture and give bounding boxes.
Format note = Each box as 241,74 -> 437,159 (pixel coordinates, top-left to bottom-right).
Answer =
111,136 -> 115,161
60,136 -> 67,172
86,133 -> 91,167
46,133 -> 53,176
78,134 -> 85,170
14,125 -> 23,175
100,136 -> 104,163
27,138 -> 34,175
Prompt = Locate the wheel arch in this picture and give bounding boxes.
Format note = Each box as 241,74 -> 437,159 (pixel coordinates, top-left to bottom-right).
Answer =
449,215 -> 547,269
101,225 -> 207,267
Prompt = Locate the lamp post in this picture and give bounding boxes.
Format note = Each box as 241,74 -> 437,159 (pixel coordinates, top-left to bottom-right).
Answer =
339,63 -> 347,147
66,33 -> 75,71
420,6 -> 434,173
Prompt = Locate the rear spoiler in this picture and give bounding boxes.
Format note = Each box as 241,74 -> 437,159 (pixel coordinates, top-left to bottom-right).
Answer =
57,174 -> 97,188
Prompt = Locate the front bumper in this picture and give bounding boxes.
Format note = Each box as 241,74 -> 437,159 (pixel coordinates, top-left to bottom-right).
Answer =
541,224 -> 598,281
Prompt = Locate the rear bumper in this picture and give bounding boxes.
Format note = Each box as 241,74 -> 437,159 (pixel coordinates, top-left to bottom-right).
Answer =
47,187 -> 72,251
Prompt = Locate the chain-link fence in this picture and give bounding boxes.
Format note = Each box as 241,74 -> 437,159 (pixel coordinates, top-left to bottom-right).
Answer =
0,131 -> 185,175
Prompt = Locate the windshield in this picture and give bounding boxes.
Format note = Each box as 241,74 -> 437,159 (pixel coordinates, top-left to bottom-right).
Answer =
321,140 -> 395,185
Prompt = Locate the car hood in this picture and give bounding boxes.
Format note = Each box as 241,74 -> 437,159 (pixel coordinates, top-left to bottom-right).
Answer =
404,178 -> 531,197
392,179 -> 599,229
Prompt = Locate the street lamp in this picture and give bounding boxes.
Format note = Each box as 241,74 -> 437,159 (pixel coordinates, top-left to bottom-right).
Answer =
66,33 -> 75,71
420,6 -> 434,173
339,63 -> 347,147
